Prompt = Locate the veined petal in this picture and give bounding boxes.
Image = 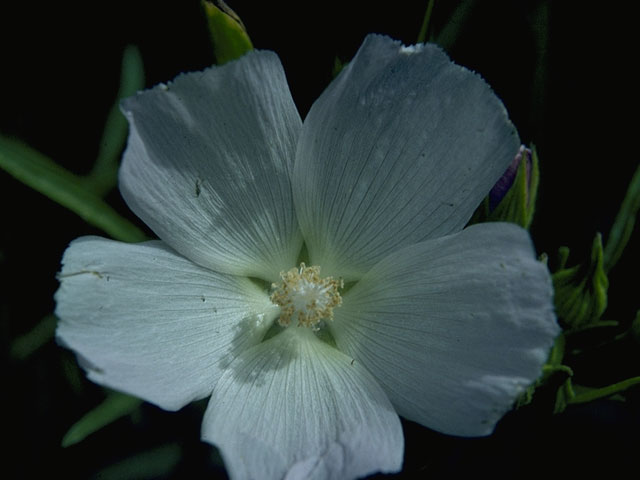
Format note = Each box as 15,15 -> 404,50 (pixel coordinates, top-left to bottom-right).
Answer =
293,35 -> 519,279
120,50 -> 303,282
331,223 -> 559,436
55,237 -> 277,411
202,328 -> 403,480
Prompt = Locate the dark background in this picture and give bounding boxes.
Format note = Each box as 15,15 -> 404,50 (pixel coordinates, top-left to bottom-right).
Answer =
1,1 -> 638,478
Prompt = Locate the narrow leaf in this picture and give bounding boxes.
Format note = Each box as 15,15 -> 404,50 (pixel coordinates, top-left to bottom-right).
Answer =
0,134 -> 146,242
434,0 -> 479,51
93,443 -> 182,479
84,45 -> 145,195
62,392 -> 142,447
603,163 -> 640,272
417,0 -> 436,43
9,314 -> 57,360
632,310 -> 640,344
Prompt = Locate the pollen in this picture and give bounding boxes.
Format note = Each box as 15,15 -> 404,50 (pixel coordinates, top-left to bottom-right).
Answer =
270,263 -> 343,329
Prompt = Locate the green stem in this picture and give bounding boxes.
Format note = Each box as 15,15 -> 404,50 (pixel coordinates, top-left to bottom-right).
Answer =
417,0 -> 436,43
568,376 -> 640,405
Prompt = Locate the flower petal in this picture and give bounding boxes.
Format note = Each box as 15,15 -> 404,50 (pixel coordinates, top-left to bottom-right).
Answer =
120,50 -> 303,281
202,328 -> 403,480
55,236 -> 277,411
330,222 -> 559,436
293,35 -> 520,279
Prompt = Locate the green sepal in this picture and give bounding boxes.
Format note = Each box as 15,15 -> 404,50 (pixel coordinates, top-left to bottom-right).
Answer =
0,135 -> 147,243
201,0 -> 253,65
526,146 -> 540,225
62,391 -> 142,447
552,233 -> 609,330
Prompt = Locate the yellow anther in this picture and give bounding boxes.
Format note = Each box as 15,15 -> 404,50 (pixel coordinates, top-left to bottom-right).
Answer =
270,263 -> 343,328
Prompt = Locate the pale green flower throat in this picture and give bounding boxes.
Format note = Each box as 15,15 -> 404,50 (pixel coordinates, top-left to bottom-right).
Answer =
270,263 -> 343,328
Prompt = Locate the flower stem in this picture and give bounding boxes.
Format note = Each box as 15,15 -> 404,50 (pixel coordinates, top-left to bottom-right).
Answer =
569,376 -> 640,405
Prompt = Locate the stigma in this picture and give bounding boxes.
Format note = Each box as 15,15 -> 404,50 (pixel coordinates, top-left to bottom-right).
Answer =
270,263 -> 343,329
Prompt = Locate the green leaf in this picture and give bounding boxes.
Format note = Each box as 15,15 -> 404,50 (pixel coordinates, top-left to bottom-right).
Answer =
9,314 -> 57,360
0,134 -> 146,242
603,163 -> 640,272
84,45 -> 145,196
62,391 -> 142,447
552,233 -> 609,330
632,310 -> 640,344
434,0 -> 479,51
93,443 -> 182,480
201,0 -> 253,64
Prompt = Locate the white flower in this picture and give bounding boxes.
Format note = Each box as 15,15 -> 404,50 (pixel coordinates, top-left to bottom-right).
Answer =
55,35 -> 559,480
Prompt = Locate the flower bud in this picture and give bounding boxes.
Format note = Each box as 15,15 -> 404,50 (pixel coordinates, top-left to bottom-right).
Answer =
489,145 -> 533,211
470,144 -> 540,229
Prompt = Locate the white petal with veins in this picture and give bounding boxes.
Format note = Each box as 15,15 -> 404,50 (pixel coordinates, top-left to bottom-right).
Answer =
56,236 -> 277,410
120,50 -> 303,282
202,327 -> 403,480
331,222 -> 559,436
294,34 -> 520,279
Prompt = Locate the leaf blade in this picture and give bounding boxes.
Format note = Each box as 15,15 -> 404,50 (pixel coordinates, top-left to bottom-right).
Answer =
62,391 -> 142,447
0,134 -> 146,242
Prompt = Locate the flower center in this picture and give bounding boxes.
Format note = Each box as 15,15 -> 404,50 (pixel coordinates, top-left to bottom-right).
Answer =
270,263 -> 343,329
